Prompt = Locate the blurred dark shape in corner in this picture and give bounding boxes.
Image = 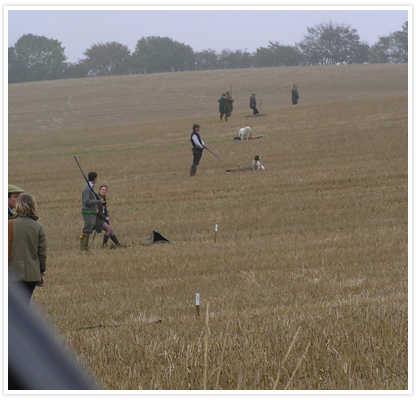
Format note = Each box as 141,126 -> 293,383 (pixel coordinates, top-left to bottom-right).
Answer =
8,278 -> 100,390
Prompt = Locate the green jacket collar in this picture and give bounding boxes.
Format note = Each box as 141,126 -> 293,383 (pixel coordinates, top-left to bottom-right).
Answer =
12,213 -> 39,221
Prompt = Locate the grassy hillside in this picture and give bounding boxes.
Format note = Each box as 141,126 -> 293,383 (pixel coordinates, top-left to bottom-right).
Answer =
8,63 -> 408,390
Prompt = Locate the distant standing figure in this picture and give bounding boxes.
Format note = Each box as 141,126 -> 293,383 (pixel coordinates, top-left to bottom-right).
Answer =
9,193 -> 46,304
95,185 -> 121,248
225,91 -> 234,121
190,123 -> 205,176
292,85 -> 299,105
249,93 -> 259,114
218,93 -> 227,122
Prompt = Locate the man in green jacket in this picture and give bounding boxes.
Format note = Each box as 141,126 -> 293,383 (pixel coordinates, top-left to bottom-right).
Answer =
218,93 -> 227,121
80,172 -> 105,251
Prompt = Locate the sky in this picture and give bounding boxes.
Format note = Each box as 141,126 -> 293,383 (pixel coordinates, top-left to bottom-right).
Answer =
6,6 -> 410,64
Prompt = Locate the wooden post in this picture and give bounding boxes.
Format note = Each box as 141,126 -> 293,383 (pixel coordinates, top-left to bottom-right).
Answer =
196,293 -> 200,317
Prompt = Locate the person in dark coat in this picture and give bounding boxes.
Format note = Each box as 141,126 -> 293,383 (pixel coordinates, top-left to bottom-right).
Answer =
292,85 -> 300,105
249,93 -> 259,114
225,91 -> 234,121
190,123 -> 205,176
218,93 -> 227,121
95,185 -> 121,248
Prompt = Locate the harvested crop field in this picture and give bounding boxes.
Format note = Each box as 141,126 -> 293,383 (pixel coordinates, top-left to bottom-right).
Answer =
8,63 -> 408,391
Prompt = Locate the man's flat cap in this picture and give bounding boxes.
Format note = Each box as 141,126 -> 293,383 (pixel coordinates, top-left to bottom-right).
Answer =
8,184 -> 24,194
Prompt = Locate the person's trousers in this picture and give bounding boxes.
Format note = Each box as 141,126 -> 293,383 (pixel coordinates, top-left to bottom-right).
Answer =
82,214 -> 96,235
192,147 -> 203,166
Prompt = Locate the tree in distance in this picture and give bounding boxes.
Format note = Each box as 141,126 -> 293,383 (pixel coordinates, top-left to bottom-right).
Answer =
369,21 -> 408,64
82,42 -> 132,77
253,41 -> 303,67
297,21 -> 369,65
132,36 -> 195,73
7,21 -> 408,83
8,33 -> 67,83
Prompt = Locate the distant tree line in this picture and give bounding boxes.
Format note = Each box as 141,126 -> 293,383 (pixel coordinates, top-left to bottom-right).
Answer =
8,21 -> 408,84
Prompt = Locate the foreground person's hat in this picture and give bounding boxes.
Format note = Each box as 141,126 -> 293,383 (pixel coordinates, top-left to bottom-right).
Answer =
8,185 -> 24,194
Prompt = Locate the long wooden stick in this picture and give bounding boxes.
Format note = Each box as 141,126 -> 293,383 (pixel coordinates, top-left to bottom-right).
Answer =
272,326 -> 301,390
215,294 -> 235,389
284,342 -> 310,390
203,302 -> 210,390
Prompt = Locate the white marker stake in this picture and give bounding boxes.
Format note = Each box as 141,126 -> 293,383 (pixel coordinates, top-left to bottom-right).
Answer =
196,293 -> 200,317
215,224 -> 218,243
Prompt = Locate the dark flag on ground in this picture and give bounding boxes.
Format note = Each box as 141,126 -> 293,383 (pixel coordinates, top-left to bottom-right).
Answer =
142,231 -> 171,245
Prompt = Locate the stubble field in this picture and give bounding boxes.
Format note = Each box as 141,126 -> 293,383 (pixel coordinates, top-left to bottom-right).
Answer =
8,63 -> 408,391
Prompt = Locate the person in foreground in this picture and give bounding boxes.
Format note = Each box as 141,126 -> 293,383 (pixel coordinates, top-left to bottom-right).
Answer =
190,123 -> 205,176
8,193 -> 46,304
95,185 -> 121,248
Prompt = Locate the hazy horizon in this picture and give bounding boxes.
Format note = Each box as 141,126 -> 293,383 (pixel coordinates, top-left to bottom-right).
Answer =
7,7 -> 409,63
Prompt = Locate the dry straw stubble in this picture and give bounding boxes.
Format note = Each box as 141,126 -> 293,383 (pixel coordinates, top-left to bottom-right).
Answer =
8,63 -> 408,390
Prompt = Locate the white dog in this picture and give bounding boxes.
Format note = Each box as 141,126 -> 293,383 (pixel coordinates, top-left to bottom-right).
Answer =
252,155 -> 265,170
238,126 -> 252,140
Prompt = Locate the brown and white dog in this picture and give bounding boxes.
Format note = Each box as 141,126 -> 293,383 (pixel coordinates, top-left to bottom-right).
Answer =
252,155 -> 265,170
